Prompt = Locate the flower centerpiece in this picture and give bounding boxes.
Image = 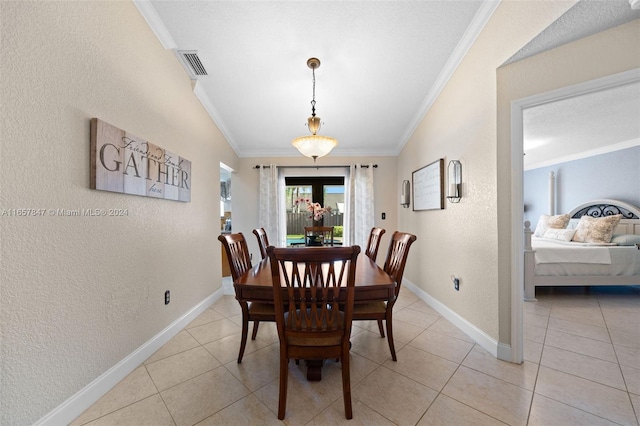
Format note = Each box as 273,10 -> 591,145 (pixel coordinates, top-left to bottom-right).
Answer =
294,197 -> 332,222
294,197 -> 332,245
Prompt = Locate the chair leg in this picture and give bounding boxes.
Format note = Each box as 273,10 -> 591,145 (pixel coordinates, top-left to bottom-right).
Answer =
341,346 -> 353,419
376,319 -> 385,337
238,303 -> 250,363
277,353 -> 289,420
251,321 -> 260,340
385,311 -> 397,361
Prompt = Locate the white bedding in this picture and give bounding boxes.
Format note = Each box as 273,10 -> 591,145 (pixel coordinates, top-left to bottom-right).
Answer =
532,237 -> 612,264
532,237 -> 640,277
524,199 -> 640,300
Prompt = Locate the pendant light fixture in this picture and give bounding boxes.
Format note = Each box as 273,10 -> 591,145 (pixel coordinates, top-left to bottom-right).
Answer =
292,58 -> 338,161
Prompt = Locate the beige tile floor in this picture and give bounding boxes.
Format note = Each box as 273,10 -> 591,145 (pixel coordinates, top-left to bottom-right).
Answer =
71,285 -> 640,426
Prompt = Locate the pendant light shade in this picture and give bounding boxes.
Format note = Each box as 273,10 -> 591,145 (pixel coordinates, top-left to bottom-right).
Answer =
292,134 -> 338,159
292,58 -> 338,161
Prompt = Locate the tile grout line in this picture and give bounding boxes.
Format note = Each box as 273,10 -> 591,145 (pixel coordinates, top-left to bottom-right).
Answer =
598,296 -> 640,426
525,297 -> 549,425
535,292 -> 639,425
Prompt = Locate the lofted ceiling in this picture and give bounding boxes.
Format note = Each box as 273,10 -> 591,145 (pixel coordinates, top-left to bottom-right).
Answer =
135,0 -> 640,161
135,0 -> 494,158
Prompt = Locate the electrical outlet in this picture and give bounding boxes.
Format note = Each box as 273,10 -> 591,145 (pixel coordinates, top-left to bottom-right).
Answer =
381,212 -> 386,220
165,290 -> 170,305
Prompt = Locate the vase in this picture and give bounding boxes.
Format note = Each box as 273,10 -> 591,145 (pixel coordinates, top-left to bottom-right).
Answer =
306,234 -> 323,246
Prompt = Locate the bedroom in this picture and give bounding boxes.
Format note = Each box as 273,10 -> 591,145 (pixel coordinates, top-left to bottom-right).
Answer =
520,68 -> 640,367
523,77 -> 640,300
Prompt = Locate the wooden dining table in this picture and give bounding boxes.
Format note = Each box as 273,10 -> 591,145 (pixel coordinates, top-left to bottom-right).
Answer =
233,252 -> 395,381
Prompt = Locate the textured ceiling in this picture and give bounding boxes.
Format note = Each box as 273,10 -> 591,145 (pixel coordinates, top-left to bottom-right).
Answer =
517,0 -> 640,170
506,0 -> 640,65
523,80 -> 640,169
137,0 -> 491,157
136,0 -> 639,161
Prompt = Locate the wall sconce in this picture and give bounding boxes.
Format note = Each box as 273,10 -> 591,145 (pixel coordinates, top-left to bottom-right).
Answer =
446,160 -> 462,203
400,180 -> 410,208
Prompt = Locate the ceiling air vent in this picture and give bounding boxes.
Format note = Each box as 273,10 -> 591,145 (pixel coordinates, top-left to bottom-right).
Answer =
177,50 -> 208,78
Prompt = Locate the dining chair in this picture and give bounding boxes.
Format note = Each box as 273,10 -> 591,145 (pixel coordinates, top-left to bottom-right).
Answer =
218,233 -> 275,363
304,226 -> 334,246
267,245 -> 361,420
252,227 -> 270,259
352,231 -> 416,361
364,227 -> 386,262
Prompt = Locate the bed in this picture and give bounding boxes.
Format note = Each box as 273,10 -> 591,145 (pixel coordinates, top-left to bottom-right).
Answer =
524,199 -> 640,301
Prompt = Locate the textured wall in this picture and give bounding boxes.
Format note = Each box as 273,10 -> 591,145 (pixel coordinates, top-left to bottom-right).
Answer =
524,146 -> 640,227
0,2 -> 236,424
397,1 -> 577,343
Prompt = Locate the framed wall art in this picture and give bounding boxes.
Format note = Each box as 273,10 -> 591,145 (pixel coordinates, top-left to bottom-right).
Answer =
412,159 -> 444,211
90,118 -> 191,202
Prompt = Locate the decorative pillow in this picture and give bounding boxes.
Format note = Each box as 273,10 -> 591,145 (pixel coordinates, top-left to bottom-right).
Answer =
571,214 -> 622,244
534,214 -> 570,238
543,228 -> 577,242
611,234 -> 640,246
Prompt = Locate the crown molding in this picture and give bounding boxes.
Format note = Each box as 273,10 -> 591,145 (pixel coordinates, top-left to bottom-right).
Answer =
132,0 -> 177,49
524,138 -> 640,171
396,0 -> 501,155
192,82 -> 240,156
238,147 -> 397,158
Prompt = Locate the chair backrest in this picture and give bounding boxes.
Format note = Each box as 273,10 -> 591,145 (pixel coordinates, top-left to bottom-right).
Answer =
218,233 -> 252,281
252,227 -> 270,259
304,226 -> 334,246
365,227 -> 386,261
382,231 -> 417,297
267,245 -> 360,340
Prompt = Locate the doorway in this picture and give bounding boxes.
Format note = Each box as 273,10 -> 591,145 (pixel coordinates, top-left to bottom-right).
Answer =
510,69 -> 640,364
284,176 -> 345,245
220,163 -> 233,278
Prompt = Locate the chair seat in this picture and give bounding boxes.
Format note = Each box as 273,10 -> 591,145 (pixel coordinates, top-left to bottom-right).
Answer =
352,301 -> 387,315
249,302 -> 276,321
248,301 -> 275,315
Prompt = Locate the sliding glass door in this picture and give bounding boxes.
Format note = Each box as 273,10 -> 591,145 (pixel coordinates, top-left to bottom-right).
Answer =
285,176 -> 344,245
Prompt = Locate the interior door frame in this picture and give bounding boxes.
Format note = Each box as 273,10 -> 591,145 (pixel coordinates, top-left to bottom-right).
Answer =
509,68 -> 640,363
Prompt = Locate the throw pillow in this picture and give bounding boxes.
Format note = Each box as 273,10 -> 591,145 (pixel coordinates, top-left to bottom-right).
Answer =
611,234 -> 640,246
571,214 -> 622,244
533,214 -> 570,238
543,228 -> 577,242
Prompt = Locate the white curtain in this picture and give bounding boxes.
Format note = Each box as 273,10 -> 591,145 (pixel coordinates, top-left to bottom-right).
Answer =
258,164 -> 286,247
344,164 -> 374,248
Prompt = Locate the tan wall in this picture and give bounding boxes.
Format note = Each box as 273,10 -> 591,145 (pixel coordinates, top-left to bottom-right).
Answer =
0,2 -> 237,424
233,155 -> 398,266
497,19 -> 640,342
397,1 -> 576,343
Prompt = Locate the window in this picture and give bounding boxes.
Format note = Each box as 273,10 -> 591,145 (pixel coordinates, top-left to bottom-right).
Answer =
285,176 -> 344,243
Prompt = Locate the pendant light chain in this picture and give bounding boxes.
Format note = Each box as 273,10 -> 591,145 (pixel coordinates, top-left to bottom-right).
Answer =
310,66 -> 317,118
291,57 -> 337,161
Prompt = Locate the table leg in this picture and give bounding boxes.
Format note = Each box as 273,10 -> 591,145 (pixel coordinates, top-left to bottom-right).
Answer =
305,359 -> 324,381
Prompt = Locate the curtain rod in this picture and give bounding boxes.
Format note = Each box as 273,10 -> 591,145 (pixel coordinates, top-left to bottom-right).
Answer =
254,164 -> 377,169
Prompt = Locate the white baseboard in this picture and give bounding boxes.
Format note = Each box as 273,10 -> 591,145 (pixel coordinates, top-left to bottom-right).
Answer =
222,275 -> 234,295
403,279 -> 507,360
35,289 -> 224,426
